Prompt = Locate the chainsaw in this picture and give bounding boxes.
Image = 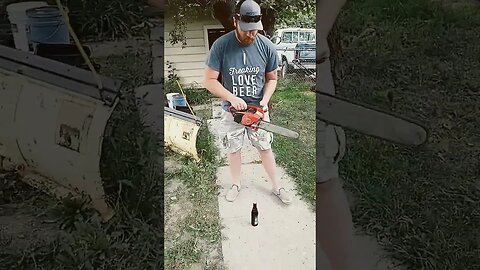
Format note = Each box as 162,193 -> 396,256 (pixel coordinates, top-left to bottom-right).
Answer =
317,92 -> 428,146
228,105 -> 299,139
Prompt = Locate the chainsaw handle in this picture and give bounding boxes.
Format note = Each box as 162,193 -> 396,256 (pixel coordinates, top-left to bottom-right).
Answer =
228,105 -> 264,114
228,104 -> 265,128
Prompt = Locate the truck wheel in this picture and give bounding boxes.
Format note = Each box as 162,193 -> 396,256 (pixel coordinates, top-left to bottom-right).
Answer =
281,59 -> 288,79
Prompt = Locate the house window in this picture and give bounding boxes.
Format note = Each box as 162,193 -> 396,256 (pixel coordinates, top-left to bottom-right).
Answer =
204,25 -> 226,83
299,31 -> 315,42
206,28 -> 226,50
281,31 -> 293,43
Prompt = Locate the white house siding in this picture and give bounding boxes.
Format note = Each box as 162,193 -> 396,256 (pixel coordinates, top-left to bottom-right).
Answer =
164,17 -> 223,88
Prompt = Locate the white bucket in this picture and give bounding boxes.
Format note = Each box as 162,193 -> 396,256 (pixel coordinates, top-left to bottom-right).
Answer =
6,1 -> 48,52
166,92 -> 179,109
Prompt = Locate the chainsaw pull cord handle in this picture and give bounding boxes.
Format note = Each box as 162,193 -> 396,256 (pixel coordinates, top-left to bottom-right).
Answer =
228,105 -> 264,114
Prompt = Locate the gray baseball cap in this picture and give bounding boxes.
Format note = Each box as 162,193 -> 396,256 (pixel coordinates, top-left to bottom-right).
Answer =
237,0 -> 263,31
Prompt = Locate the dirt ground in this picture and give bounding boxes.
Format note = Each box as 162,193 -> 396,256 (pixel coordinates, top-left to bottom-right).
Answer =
164,157 -> 224,270
0,172 -> 63,256
0,203 -> 63,252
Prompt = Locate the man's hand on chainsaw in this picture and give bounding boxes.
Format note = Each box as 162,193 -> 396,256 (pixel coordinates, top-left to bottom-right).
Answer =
230,106 -> 263,128
259,99 -> 268,112
230,97 -> 248,111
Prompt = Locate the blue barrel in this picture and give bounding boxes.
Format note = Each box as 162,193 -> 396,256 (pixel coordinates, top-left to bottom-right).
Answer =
172,94 -> 187,109
26,6 -> 70,45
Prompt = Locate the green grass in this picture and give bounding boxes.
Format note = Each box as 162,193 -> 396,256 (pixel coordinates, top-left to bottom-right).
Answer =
162,75 -> 316,267
180,88 -> 213,106
336,0 -> 480,268
163,110 -> 223,269
0,51 -> 163,269
270,80 -> 316,205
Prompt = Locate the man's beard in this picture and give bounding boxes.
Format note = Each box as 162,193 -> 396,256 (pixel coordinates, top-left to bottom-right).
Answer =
235,28 -> 255,45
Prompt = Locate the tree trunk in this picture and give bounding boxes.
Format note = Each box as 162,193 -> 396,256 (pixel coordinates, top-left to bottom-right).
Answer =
261,8 -> 275,37
212,0 -> 236,32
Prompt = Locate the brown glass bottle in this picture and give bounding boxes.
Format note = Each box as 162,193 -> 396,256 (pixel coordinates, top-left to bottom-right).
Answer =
251,203 -> 258,226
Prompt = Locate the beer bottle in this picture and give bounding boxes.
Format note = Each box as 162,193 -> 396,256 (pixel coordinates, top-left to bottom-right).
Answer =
251,203 -> 258,226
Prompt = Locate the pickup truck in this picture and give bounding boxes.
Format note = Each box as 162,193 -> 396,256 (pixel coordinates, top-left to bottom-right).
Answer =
270,28 -> 316,78
292,42 -> 315,71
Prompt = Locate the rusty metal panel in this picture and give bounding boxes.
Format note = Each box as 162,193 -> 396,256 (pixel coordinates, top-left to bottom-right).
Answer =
0,66 -> 118,221
0,44 -> 121,106
164,110 -> 202,161
0,57 -> 117,105
0,71 -> 26,170
0,44 -> 120,91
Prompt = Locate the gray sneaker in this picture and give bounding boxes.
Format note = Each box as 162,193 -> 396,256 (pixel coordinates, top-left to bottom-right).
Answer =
226,184 -> 240,202
273,187 -> 291,204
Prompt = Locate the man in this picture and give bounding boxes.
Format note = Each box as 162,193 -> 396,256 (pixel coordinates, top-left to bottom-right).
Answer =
203,0 -> 291,204
317,0 -> 354,269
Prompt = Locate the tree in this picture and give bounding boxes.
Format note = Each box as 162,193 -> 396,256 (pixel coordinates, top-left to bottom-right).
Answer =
166,0 -> 315,45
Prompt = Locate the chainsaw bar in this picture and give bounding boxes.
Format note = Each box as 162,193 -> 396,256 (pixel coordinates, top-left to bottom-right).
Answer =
317,92 -> 428,146
256,120 -> 300,138
229,105 -> 299,139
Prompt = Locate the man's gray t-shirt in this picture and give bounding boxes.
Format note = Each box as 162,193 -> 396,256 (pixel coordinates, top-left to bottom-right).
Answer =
205,31 -> 279,111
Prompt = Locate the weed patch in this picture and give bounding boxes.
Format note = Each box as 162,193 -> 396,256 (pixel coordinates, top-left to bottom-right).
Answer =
270,82 -> 316,205
164,119 -> 224,269
336,0 -> 480,268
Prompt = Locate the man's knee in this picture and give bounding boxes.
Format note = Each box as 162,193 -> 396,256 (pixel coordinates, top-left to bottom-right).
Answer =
256,148 -> 273,159
257,147 -> 271,153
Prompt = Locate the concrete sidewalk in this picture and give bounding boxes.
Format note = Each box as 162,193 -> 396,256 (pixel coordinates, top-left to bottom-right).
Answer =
207,102 -> 316,269
206,101 -> 400,270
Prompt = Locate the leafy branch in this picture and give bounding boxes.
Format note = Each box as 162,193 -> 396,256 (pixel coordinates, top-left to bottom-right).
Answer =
166,0 -> 315,45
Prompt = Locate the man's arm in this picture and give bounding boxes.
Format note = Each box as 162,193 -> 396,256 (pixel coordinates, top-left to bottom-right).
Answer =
203,66 -> 247,110
203,67 -> 235,101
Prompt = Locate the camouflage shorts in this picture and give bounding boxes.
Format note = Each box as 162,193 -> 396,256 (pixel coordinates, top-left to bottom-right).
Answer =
220,109 -> 273,154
